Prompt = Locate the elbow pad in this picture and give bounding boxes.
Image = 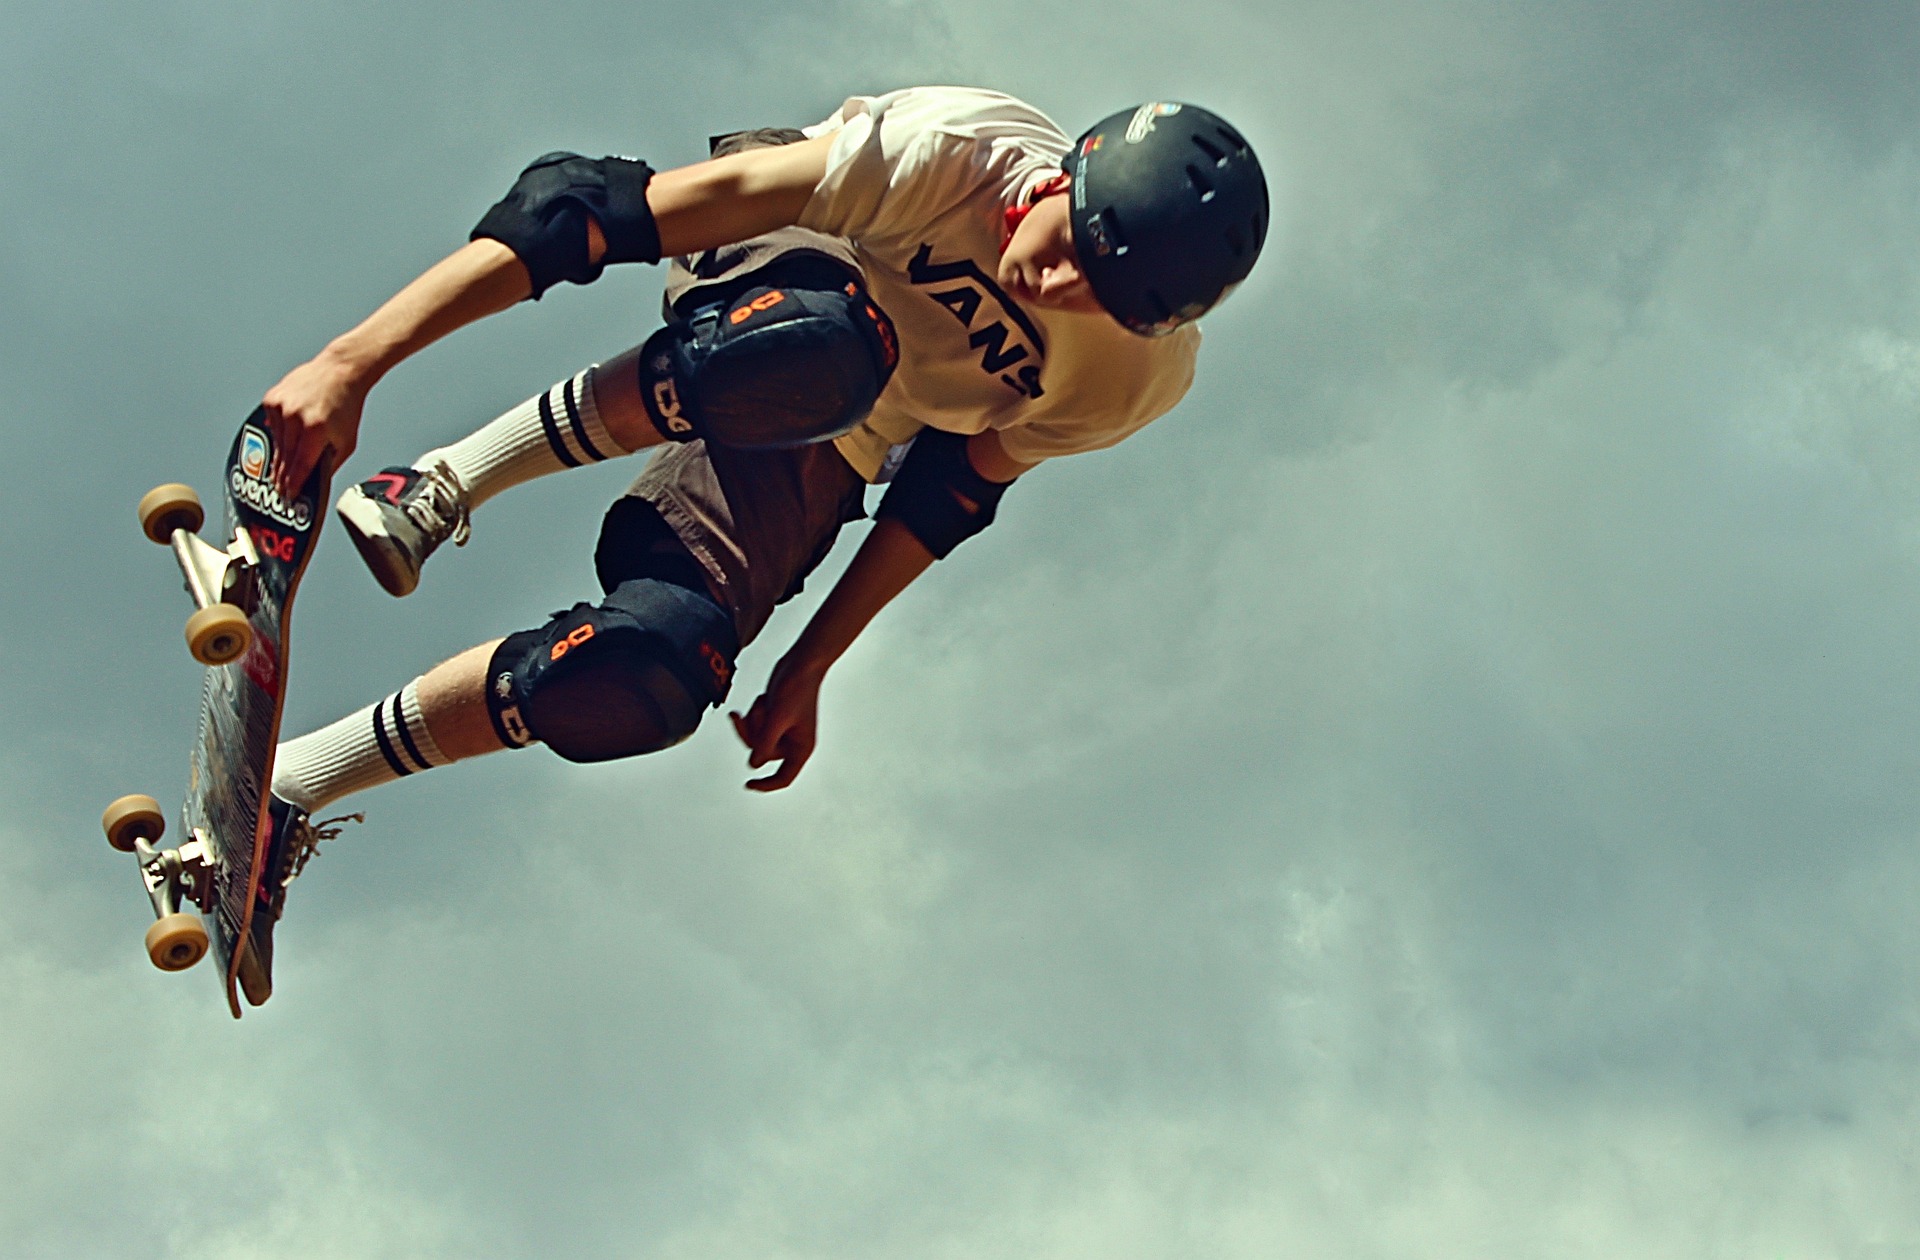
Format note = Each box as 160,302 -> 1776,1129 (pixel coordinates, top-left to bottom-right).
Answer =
471,152 -> 661,298
874,429 -> 1012,559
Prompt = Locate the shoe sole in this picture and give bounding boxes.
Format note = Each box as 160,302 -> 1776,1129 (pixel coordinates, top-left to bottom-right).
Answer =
335,494 -> 420,597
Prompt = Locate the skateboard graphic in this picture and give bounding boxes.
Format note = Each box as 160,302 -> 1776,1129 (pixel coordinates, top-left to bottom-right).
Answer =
102,409 -> 331,1018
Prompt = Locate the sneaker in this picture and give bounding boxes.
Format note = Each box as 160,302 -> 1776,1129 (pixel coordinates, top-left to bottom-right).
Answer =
335,461 -> 472,597
235,796 -> 361,1007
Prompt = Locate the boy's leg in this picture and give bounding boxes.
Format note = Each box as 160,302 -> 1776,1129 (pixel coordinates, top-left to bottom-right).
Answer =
421,369 -> 646,509
336,239 -> 887,598
335,366 -> 647,597
272,566 -> 740,814
273,582 -> 738,814
248,640 -> 511,995
271,640 -> 505,814
277,434 -> 866,818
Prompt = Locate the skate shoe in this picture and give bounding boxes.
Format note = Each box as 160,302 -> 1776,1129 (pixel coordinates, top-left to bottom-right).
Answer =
335,461 -> 472,597
235,795 -> 361,1006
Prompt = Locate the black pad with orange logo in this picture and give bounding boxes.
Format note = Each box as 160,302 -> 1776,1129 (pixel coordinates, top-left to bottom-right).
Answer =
638,258 -> 899,450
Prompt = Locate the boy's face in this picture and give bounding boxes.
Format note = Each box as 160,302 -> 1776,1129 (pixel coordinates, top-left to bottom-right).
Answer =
998,189 -> 1108,318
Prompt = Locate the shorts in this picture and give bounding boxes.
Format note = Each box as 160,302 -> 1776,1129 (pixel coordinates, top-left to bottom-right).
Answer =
603,439 -> 867,648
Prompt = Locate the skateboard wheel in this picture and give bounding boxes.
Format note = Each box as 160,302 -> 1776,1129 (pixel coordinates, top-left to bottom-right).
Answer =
102,793 -> 165,853
185,603 -> 252,666
145,912 -> 210,972
138,483 -> 204,545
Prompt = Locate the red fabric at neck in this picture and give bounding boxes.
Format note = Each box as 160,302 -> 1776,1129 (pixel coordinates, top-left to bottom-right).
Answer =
1002,173 -> 1072,250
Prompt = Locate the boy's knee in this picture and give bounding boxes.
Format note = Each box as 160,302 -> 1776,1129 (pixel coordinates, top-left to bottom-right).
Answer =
484,580 -> 737,764
639,260 -> 899,450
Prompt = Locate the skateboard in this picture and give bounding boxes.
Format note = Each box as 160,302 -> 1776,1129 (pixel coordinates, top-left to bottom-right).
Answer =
102,408 -> 331,1018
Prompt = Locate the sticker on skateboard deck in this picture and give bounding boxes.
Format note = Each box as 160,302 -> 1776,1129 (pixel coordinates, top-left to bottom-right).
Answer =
103,408 -> 330,1018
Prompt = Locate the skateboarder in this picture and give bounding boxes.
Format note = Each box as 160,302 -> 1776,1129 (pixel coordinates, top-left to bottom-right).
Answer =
254,89 -> 1268,932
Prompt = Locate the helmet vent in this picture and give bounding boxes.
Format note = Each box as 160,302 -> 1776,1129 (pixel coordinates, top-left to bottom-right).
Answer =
1147,290 -> 1173,321
1189,133 -> 1228,167
1100,207 -> 1131,255
1186,164 -> 1217,203
1214,124 -> 1249,156
1225,226 -> 1246,258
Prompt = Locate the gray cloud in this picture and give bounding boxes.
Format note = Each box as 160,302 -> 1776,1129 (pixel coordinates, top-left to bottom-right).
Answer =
7,1 -> 1920,1256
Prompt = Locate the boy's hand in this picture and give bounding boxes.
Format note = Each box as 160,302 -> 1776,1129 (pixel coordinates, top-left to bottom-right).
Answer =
729,658 -> 827,792
261,350 -> 368,500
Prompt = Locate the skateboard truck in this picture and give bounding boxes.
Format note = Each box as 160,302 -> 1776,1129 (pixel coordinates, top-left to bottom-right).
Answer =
137,482 -> 259,666
135,832 -> 212,919
172,519 -> 260,620
102,794 -> 213,973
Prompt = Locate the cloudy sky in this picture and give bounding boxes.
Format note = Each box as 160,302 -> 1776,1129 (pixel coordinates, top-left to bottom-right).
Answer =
7,1 -> 1920,1255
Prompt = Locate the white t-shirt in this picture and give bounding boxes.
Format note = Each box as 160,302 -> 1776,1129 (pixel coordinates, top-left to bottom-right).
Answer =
799,87 -> 1200,481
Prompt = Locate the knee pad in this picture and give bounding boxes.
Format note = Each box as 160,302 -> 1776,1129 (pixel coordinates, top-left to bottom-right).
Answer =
486,580 -> 738,764
640,265 -> 899,449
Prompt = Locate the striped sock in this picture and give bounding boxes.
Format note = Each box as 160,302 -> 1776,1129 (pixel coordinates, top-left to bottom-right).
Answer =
418,367 -> 631,511
271,680 -> 465,813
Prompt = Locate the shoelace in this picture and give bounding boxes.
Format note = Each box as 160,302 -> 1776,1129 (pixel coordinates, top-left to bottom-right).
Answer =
282,811 -> 365,886
405,461 -> 473,548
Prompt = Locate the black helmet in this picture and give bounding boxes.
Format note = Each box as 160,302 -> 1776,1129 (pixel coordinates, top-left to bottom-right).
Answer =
1067,102 -> 1269,336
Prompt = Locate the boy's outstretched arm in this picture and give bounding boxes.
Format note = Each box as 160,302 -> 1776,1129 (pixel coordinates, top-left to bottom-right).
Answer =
732,431 -> 1034,791
263,135 -> 835,497
262,239 -> 529,497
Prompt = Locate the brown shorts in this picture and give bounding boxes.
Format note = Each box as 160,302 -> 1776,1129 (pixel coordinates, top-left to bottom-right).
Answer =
620,440 -> 866,648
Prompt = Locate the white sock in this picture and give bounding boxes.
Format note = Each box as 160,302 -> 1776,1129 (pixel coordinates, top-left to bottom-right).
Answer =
272,680 -> 457,813
417,366 -> 631,510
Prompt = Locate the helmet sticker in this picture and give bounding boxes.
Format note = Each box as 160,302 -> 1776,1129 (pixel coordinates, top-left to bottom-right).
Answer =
1125,102 -> 1183,144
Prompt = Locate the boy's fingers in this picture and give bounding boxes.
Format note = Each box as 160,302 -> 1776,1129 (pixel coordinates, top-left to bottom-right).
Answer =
731,697 -> 788,768
744,724 -> 814,791
734,684 -> 818,790
746,753 -> 804,792
277,432 -> 311,500
744,718 -> 783,768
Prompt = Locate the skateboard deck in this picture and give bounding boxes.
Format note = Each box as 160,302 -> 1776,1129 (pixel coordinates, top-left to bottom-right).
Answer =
104,408 -> 330,1018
